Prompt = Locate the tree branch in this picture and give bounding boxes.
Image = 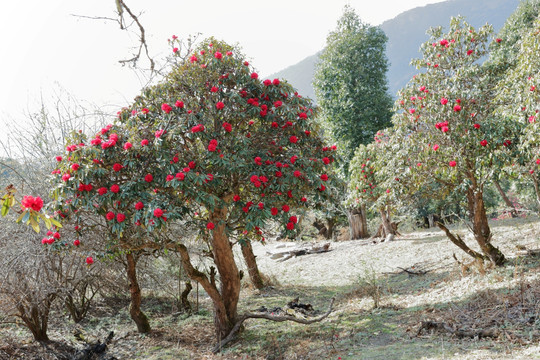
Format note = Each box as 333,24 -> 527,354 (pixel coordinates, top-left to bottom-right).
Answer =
213,297 -> 335,353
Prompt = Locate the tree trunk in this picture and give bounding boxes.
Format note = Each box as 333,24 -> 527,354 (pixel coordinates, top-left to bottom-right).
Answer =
210,205 -> 241,340
379,207 -> 396,241
466,187 -> 506,266
348,206 -> 369,239
531,174 -> 540,211
126,252 -> 151,333
241,240 -> 264,289
181,281 -> 192,312
493,180 -> 517,218
326,218 -> 335,240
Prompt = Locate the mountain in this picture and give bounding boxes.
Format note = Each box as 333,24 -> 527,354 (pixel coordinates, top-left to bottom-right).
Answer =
269,0 -> 520,101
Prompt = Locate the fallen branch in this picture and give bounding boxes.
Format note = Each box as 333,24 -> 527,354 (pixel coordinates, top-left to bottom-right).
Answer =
268,243 -> 331,262
397,267 -> 428,276
213,297 -> 335,353
417,321 -> 498,339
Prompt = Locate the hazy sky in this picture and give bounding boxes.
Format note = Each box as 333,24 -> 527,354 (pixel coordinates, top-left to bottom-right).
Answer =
0,0 -> 445,126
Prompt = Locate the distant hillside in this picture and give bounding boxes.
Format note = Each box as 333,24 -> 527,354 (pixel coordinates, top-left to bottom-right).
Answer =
270,0 -> 520,101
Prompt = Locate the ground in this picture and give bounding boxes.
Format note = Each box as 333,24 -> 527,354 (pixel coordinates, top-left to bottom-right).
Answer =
0,216 -> 539,359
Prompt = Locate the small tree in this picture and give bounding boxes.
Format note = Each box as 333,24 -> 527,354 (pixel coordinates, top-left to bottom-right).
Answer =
314,5 -> 393,239
392,17 -> 516,265
52,38 -> 336,340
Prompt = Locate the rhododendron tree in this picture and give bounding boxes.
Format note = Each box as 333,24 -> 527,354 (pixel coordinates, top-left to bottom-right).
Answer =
53,38 -> 336,340
392,17 -> 517,266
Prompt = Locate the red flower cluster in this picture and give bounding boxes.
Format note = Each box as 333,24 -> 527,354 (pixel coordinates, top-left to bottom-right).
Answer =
161,103 -> 172,114
191,124 -> 205,133
21,196 -> 44,212
208,139 -> 218,152
435,121 -> 449,133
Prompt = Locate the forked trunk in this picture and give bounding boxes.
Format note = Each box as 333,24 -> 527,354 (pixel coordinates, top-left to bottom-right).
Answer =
466,187 -> 506,266
210,206 -> 241,340
241,240 -> 265,289
126,252 -> 151,333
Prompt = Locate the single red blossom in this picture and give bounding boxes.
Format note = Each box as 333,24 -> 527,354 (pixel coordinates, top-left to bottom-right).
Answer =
243,61 -> 249,66
289,215 -> 298,224
275,171 -> 283,177
123,142 -> 133,150
155,129 -> 165,138
189,161 -> 196,169
98,187 -> 108,196
286,222 -> 295,230
254,157 -> 262,165
271,122 -> 278,128
480,139 -> 488,147
271,207 -> 278,216
473,123 -> 481,129
110,184 -> 120,193
141,139 -> 149,146
166,174 -> 174,181
319,184 -> 326,191
263,79 -> 271,86
467,49 -> 474,56
226,51 -> 233,56
62,173 -> 71,182
207,222 -> 215,230
294,170 -> 302,178
173,47 -> 179,53
190,55 -> 198,63
21,196 -> 44,212
175,172 -> 185,180
141,108 -> 149,114
298,112 -> 307,119
233,195 -> 241,202
86,257 -> 94,265
113,163 -> 123,172
320,174 -> 329,181
154,208 -> 164,218
73,239 -> 80,246
274,100 -> 282,107
496,38 -> 502,43
449,160 -> 457,167
273,78 -> 280,85
145,174 -> 153,182
433,144 -> 439,151
301,197 -> 307,202
440,97 -> 448,105
282,205 -> 290,212
322,157 -> 330,165
251,72 -> 258,79
211,86 -> 219,93
135,201 -> 144,210
214,51 -> 222,59
56,156 -> 62,162
106,212 -> 115,221
453,105 -> 461,112
289,136 -> 298,144
258,202 -> 264,209
117,213 -> 126,223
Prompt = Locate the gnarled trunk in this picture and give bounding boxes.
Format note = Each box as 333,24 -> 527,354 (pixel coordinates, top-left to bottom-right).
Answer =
241,240 -> 264,289
126,252 -> 151,333
349,205 -> 369,239
466,188 -> 505,266
209,205 -> 241,339
531,174 -> 540,211
379,207 -> 396,241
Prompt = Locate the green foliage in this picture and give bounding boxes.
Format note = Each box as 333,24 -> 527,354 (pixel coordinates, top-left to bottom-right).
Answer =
51,38 -> 337,255
314,5 -> 393,174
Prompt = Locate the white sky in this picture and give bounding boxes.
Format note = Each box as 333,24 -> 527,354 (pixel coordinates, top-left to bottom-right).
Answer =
0,0 -> 445,129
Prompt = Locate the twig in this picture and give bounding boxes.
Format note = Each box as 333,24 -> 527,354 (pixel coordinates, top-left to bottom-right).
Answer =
212,297 -> 336,353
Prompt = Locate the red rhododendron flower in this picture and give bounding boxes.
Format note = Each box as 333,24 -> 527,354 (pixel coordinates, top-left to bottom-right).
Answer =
135,201 -> 144,210
113,163 -> 123,172
263,79 -> 271,86
440,98 -> 448,105
271,207 -> 278,216
449,161 -> 457,167
173,47 -> 178,53
207,222 -> 215,230
222,122 -> 232,132
226,51 -> 233,56
480,139 -> 488,147
141,108 -> 149,114
453,105 -> 461,112
214,51 -> 222,59
21,196 -> 44,212
123,142 -> 133,150
273,78 -> 280,85
190,55 -> 198,63
433,144 -> 439,151
208,139 -> 218,152
254,157 -> 262,165
166,174 -> 174,181
298,112 -> 307,119
258,202 -> 264,209
274,100 -> 282,108
56,156 -> 63,162
251,72 -> 258,79
319,184 -> 326,191
154,208 -> 164,217
282,205 -> 290,212
294,170 -> 301,178
161,103 -> 172,114
191,124 -> 205,133
289,215 -> 298,224
496,38 -> 502,43
211,86 -> 219,93
233,195 -> 240,202
175,172 -> 185,180
106,211 -> 115,221
175,100 -> 184,108
73,239 -> 80,246
141,139 -> 149,146
110,184 -> 120,193
155,129 -> 165,138
86,257 -> 94,265
216,101 -> 225,110
62,173 -> 71,182
301,197 -> 307,202
473,123 -> 481,129
145,174 -> 153,182
98,187 -> 108,195
467,49 -> 474,56
117,213 -> 126,223
289,136 -> 298,144
322,157 -> 330,165
286,222 -> 295,230
320,174 -> 329,181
